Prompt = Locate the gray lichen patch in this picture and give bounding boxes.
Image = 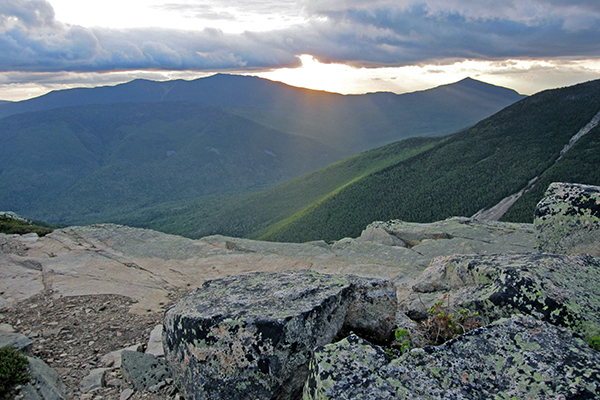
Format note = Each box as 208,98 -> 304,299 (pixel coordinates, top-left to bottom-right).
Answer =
535,182 -> 600,256
406,253 -> 600,342
304,315 -> 600,400
163,270 -> 397,400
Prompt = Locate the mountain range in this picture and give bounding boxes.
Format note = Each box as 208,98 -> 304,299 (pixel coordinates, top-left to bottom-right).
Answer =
0,74 -> 524,225
113,78 -> 600,242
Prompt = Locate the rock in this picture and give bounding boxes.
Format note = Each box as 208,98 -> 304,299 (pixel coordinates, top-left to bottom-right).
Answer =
304,315 -> 600,400
19,383 -> 44,400
367,217 -> 535,252
163,270 -> 397,400
0,219 -> 536,314
356,227 -> 407,247
119,388 -> 134,400
405,253 -> 600,340
101,343 -> 143,369
535,182 -> 600,256
106,378 -> 122,388
79,367 -> 109,393
148,381 -> 167,393
23,356 -> 67,400
120,350 -> 170,391
145,325 -> 164,357
0,331 -> 33,354
0,322 -> 15,332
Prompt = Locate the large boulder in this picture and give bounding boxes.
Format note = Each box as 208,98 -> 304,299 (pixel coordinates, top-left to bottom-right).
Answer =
163,270 -> 397,400
535,182 -> 600,256
303,315 -> 600,400
405,253 -> 600,341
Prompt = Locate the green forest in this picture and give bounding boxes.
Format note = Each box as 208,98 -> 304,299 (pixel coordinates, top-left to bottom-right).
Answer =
255,79 -> 600,242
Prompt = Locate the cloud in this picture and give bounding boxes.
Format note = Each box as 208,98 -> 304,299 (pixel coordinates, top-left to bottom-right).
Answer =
154,3 -> 237,21
0,0 -> 599,74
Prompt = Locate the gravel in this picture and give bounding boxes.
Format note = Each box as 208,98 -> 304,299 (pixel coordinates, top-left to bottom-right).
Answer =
1,290 -> 187,400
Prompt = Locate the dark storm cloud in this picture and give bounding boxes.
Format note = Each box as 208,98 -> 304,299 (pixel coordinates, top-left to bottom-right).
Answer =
301,3 -> 600,65
0,0 -> 599,73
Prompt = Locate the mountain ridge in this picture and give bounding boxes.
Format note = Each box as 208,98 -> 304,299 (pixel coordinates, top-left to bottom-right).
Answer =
0,74 -> 522,119
0,75 -> 525,225
0,75 -> 524,153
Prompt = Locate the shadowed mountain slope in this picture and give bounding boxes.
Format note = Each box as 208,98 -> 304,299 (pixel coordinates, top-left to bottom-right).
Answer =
112,136 -> 444,238
0,102 -> 339,224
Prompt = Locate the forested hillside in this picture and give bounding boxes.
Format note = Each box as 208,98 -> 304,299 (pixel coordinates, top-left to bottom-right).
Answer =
501,123 -> 600,222
113,137 -> 444,238
0,102 -> 340,224
255,79 -> 600,242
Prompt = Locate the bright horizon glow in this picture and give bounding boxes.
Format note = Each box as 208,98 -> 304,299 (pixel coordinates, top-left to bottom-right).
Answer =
1,0 -> 600,102
2,56 -> 600,102
255,56 -> 600,96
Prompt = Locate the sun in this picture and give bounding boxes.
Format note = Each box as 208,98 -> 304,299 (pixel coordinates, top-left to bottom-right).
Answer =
256,55 -> 361,94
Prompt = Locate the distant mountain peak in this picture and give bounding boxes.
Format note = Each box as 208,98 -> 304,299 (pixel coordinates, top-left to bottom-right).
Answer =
452,76 -> 521,94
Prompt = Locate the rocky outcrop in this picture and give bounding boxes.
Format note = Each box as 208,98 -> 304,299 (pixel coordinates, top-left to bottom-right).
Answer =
304,315 -> 600,400
163,270 -> 396,400
356,226 -> 407,247
0,331 -> 32,353
535,182 -> 600,256
4,181 -> 600,400
404,253 -> 600,341
366,217 -> 535,252
0,218 -> 537,313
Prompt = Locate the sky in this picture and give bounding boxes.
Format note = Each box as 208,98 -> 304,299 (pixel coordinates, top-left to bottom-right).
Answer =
1,0 -> 600,101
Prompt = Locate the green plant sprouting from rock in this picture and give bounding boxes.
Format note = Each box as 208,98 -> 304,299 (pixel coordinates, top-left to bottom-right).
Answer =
391,328 -> 411,354
389,297 -> 482,357
419,298 -> 482,346
0,346 -> 29,398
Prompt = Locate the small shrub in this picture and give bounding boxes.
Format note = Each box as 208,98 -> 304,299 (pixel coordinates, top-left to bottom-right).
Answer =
391,328 -> 411,354
419,297 -> 481,346
0,215 -> 53,236
0,346 -> 29,398
588,336 -> 600,351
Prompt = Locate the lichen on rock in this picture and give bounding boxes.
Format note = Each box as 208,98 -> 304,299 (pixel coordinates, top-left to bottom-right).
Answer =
535,182 -> 600,256
162,270 -> 397,400
406,253 -> 600,342
304,315 -> 600,400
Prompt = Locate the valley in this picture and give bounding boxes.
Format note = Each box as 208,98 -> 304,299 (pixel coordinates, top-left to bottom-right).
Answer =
0,75 -> 524,230
116,78 -> 600,243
